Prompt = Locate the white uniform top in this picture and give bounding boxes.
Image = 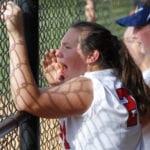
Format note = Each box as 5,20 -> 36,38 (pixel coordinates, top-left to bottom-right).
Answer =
143,69 -> 150,86
142,122 -> 150,150
59,69 -> 143,150
142,69 -> 150,150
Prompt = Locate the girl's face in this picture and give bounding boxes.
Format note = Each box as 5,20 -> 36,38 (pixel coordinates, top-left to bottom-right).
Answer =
56,28 -> 87,80
123,27 -> 145,67
132,24 -> 150,55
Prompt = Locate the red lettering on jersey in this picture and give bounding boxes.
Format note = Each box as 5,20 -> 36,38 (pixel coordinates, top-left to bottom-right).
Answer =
116,88 -> 137,127
60,121 -> 70,149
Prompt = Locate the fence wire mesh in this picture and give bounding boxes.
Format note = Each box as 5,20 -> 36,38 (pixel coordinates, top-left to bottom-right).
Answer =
0,0 -> 133,149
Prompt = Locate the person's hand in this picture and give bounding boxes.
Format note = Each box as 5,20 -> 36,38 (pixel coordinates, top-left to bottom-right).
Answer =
41,49 -> 65,86
0,1 -> 24,38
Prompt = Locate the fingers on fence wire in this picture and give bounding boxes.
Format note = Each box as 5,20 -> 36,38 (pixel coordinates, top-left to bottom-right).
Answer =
0,1 -> 13,21
0,1 -> 7,17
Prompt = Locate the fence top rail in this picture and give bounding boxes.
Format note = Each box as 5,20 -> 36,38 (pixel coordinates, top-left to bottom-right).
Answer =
0,111 -> 31,138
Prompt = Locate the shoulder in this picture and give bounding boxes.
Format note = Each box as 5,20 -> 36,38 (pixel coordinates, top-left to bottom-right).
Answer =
64,76 -> 93,91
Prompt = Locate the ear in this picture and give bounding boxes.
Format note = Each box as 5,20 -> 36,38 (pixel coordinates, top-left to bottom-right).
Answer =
86,50 -> 100,64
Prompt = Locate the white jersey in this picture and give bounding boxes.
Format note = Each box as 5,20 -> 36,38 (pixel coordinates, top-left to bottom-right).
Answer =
142,69 -> 150,86
142,69 -> 150,150
59,69 -> 143,150
142,121 -> 150,150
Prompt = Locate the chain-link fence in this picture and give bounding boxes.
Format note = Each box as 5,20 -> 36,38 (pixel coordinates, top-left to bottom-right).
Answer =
0,0 -> 134,149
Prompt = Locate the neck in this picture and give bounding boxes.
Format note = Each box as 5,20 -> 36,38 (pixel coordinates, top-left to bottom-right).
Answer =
139,55 -> 150,72
86,63 -> 109,72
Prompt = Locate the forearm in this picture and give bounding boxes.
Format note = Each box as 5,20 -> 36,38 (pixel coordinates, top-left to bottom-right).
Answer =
0,1 -> 40,111
8,33 -> 39,110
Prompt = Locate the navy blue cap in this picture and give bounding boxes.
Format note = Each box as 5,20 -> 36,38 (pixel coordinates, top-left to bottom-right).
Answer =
116,2 -> 150,27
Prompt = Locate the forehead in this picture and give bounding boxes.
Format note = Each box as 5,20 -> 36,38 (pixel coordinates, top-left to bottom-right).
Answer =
135,24 -> 150,32
61,28 -> 80,44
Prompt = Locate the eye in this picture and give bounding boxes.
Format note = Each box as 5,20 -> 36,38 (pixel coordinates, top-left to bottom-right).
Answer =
65,46 -> 71,49
135,26 -> 144,31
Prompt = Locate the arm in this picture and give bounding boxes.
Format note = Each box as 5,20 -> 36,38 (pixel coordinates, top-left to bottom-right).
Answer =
2,1 -> 93,118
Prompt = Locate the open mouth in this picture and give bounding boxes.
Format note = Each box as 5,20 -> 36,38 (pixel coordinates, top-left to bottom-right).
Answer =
57,63 -> 68,81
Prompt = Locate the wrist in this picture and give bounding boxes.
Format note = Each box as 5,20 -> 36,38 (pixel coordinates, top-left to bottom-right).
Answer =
8,33 -> 25,44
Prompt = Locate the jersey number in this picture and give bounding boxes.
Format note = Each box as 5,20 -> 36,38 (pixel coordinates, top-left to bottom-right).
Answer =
116,88 -> 137,127
60,121 -> 70,149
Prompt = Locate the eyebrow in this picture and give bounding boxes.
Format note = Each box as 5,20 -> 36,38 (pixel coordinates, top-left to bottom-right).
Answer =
61,42 -> 70,45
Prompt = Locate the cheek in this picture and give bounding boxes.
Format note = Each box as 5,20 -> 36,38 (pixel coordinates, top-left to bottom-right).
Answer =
67,51 -> 86,70
71,54 -> 85,67
139,31 -> 150,45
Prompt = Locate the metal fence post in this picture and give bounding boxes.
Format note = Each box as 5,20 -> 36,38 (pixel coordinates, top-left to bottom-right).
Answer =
17,0 -> 40,150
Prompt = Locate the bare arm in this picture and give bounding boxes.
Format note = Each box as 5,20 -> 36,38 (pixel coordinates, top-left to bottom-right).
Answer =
2,1 -> 93,118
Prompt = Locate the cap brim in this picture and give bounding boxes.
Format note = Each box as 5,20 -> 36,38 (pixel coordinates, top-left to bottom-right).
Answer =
116,12 -> 149,27
116,2 -> 150,27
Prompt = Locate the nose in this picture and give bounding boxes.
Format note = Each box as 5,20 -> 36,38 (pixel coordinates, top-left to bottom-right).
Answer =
55,48 -> 63,58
